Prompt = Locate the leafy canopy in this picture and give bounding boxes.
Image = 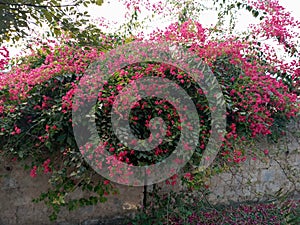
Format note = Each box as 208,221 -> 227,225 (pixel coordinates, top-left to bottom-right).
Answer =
0,0 -> 104,44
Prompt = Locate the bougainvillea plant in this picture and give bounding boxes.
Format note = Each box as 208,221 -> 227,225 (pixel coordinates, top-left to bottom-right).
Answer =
0,0 -> 299,220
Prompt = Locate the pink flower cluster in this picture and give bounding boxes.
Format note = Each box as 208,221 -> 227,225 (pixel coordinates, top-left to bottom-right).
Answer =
1,0 -> 299,184
30,159 -> 51,178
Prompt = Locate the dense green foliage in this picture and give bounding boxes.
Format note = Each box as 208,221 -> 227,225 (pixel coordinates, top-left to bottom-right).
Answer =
0,0 -> 299,222
0,0 -> 103,44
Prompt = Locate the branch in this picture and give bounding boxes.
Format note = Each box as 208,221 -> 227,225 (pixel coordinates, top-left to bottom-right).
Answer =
0,1 -> 79,8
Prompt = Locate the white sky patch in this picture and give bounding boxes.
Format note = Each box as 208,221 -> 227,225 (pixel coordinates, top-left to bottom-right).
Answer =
84,0 -> 300,32
4,0 -> 300,58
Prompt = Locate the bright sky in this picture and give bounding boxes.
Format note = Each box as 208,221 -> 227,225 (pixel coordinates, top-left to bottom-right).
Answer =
86,0 -> 300,31
6,0 -> 300,57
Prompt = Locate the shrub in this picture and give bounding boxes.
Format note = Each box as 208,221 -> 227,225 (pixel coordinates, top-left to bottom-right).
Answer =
0,0 -> 299,220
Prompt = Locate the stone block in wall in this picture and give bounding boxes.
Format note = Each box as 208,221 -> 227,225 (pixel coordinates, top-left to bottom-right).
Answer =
206,119 -> 300,204
0,158 -> 143,225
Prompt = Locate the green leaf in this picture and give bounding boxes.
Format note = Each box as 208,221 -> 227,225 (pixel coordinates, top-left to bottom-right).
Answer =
49,213 -> 57,221
252,10 -> 259,18
45,141 -> 52,150
99,196 -> 107,203
96,0 -> 103,6
44,11 -> 53,22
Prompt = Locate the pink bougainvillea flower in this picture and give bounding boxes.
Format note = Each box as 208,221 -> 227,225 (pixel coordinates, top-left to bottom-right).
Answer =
30,166 -> 37,178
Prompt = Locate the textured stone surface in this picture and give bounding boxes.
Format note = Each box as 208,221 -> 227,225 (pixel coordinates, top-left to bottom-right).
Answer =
1,123 -> 300,224
0,160 -> 142,225
207,150 -> 300,203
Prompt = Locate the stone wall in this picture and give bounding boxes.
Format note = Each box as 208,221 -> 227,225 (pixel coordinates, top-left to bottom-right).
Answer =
0,161 -> 143,225
208,121 -> 300,203
208,151 -> 300,203
1,122 -> 299,224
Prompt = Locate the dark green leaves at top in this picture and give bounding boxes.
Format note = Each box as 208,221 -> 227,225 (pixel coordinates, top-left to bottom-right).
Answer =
0,0 -> 104,44
252,10 -> 259,18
